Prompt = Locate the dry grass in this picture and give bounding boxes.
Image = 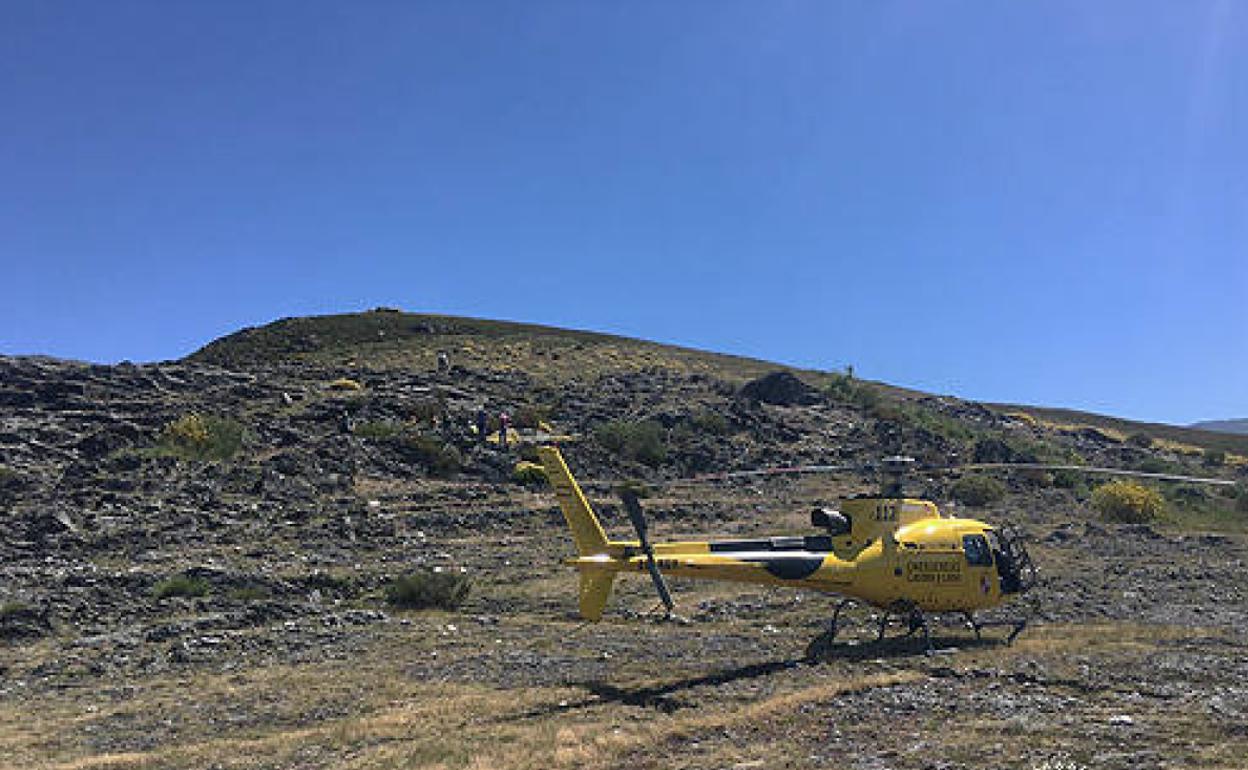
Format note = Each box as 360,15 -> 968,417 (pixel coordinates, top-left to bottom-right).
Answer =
8,616 -> 1243,770
4,663 -> 922,770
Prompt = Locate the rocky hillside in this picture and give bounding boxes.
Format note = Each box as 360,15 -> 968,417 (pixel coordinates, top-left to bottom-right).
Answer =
2,311 -> 1245,636
194,310 -> 1248,456
189,310 -> 790,386
2,310 -> 1247,769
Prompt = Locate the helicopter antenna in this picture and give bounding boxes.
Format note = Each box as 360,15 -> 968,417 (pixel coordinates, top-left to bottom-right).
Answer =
619,490 -> 676,617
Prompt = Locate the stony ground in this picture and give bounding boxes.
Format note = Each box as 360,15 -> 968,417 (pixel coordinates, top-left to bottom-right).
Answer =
1,347 -> 1246,770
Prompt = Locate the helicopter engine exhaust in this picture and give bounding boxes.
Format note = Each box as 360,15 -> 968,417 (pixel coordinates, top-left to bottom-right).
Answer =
811,508 -> 851,537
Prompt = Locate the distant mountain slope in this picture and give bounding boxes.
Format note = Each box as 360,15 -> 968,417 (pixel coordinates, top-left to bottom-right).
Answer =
988,403 -> 1248,458
188,310 -> 796,385
1190,419 -> 1248,436
190,309 -> 1248,458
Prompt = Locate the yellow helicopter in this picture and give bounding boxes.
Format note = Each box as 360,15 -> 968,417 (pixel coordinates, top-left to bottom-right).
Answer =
538,446 -> 1036,652
537,446 -> 1239,653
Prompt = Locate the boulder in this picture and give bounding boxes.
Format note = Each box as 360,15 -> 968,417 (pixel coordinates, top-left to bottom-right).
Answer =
739,371 -> 820,406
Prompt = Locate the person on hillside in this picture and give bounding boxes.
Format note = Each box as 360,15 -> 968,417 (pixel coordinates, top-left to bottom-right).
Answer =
499,411 -> 511,449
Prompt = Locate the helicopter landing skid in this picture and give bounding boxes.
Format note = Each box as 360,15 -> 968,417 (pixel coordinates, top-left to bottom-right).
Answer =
963,611 -> 1028,646
641,602 -> 690,624
806,601 -> 1028,660
880,601 -> 934,654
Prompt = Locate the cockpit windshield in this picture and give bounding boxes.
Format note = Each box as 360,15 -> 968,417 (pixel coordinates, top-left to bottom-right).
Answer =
962,534 -> 993,567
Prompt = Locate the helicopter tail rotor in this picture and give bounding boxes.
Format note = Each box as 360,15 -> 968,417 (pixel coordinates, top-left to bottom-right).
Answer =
620,490 -> 676,617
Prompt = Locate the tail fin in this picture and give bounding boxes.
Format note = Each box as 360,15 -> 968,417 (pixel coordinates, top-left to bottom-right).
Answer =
537,446 -> 610,556
578,572 -> 615,621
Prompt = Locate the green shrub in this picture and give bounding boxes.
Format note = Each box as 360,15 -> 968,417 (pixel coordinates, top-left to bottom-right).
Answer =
354,420 -> 458,475
397,435 -> 461,477
686,410 -> 730,436
852,385 -> 881,410
824,373 -> 855,402
1203,449 -> 1227,467
408,399 -> 446,423
902,406 -> 975,445
0,601 -> 33,620
1168,484 -> 1211,508
385,570 -> 471,610
354,420 -> 404,441
1051,468 -> 1085,491
825,374 -> 880,410
158,413 -> 244,461
846,397 -> 981,450
153,575 -> 211,599
951,475 -> 1006,507
1134,457 -> 1186,475
513,405 -> 550,430
594,419 -> 667,467
868,402 -> 904,423
972,436 -> 1048,464
1237,485 -> 1248,514
1092,481 -> 1164,523
671,410 -> 732,443
511,461 -> 548,486
973,437 -> 1013,464
305,571 -> 352,592
360,416 -> 460,477
1126,432 -> 1154,448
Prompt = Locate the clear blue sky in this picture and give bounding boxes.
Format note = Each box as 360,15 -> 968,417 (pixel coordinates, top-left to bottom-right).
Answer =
2,2 -> 1244,425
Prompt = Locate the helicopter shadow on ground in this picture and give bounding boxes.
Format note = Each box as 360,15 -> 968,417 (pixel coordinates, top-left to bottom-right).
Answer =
578,657 -> 806,713
803,631 -> 1002,663
500,633 -> 1002,723
497,658 -> 803,720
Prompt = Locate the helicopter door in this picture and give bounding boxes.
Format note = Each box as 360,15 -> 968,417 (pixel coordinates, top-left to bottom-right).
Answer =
962,534 -> 995,600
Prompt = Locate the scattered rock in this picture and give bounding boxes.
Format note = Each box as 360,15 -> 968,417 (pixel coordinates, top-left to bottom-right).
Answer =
0,603 -> 52,639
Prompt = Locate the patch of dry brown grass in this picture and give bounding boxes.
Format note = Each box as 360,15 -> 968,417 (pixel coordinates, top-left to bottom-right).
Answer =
6,619 -> 1242,770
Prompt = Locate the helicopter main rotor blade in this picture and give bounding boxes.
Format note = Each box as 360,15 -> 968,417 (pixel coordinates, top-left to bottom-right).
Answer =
666,463 -> 867,486
619,490 -> 675,615
564,463 -> 869,493
936,462 -> 1238,487
571,458 -> 1237,496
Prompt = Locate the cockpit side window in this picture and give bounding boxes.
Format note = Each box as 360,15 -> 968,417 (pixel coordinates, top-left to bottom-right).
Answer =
962,534 -> 993,567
